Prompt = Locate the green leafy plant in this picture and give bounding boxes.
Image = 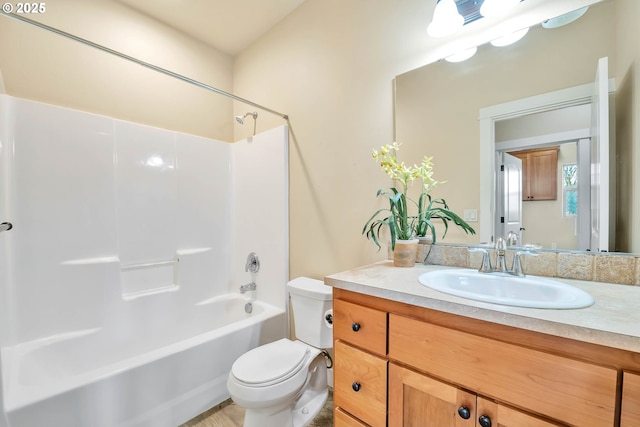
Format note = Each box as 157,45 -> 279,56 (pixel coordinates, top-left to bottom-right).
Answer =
363,142 -> 475,251
416,193 -> 476,243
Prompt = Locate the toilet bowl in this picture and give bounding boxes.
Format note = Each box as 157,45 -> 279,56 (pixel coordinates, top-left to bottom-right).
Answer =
227,338 -> 328,427
227,277 -> 332,427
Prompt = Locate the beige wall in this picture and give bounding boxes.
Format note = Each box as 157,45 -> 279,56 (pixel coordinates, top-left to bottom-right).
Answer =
0,0 -> 234,140
519,144 -> 578,250
614,0 -> 640,253
233,0 -> 429,280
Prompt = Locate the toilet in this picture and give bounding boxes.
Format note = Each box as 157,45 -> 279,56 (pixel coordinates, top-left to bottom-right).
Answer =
227,277 -> 333,427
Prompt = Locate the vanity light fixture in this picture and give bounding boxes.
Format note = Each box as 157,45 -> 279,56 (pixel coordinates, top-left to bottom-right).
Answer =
445,46 -> 478,62
490,27 -> 529,47
480,0 -> 521,19
541,6 -> 589,29
427,0 -> 464,38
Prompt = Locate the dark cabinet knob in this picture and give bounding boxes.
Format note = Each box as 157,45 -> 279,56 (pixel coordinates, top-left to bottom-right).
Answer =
352,382 -> 361,392
352,322 -> 361,332
457,406 -> 471,419
479,415 -> 492,427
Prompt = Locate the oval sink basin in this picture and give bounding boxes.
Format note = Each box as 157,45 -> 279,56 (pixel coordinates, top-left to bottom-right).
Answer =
418,269 -> 594,309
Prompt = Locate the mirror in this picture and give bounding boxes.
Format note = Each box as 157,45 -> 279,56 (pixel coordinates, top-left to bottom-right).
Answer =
394,0 -> 635,253
494,108 -> 590,251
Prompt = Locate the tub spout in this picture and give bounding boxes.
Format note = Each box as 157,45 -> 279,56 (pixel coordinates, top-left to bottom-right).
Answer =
240,282 -> 256,294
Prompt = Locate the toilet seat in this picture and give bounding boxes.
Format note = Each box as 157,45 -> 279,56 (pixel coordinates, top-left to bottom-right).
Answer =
231,339 -> 310,387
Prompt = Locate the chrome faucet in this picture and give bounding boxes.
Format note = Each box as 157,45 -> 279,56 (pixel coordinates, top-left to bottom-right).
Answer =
469,237 -> 537,276
494,237 -> 507,273
240,282 -> 256,294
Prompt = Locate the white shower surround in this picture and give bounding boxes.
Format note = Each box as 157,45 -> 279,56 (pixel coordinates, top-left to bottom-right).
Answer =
0,95 -> 289,426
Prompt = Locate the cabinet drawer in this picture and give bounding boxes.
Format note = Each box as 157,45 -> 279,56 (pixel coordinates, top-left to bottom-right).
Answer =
334,299 -> 387,356
334,341 -> 387,427
389,314 -> 617,427
335,408 -> 369,427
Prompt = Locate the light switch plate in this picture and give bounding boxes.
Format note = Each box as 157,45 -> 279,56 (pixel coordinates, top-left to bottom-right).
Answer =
463,209 -> 478,222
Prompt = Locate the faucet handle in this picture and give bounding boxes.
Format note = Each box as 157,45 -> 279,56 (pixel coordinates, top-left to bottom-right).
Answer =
512,250 -> 539,277
469,248 -> 492,273
515,249 -> 539,257
245,252 -> 260,273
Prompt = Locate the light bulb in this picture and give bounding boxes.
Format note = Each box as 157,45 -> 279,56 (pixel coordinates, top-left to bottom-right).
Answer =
480,0 -> 521,19
427,0 -> 464,38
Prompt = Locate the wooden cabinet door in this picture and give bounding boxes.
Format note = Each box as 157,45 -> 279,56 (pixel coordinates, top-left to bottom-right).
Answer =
389,363 -> 475,427
622,371 -> 640,426
510,147 -> 558,201
334,341 -> 387,427
528,149 -> 557,200
477,398 -> 565,427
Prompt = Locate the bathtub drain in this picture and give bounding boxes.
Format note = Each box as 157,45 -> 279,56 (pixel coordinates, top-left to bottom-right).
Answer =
244,302 -> 253,313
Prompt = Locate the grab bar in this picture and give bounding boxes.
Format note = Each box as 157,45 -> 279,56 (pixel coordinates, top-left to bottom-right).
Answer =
0,222 -> 12,233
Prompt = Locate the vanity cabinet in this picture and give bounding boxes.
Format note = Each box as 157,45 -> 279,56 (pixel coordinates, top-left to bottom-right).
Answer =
621,371 -> 640,426
509,146 -> 558,201
332,288 -> 627,427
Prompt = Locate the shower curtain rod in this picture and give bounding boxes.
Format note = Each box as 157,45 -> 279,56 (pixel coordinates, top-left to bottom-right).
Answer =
0,12 -> 289,120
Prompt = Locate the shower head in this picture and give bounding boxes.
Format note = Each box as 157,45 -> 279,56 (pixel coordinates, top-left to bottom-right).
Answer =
235,111 -> 258,125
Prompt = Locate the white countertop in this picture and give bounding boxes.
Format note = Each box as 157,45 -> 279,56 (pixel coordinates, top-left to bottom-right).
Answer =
325,261 -> 640,353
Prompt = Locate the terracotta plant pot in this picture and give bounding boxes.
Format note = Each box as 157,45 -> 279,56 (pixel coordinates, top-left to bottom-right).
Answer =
393,239 -> 419,267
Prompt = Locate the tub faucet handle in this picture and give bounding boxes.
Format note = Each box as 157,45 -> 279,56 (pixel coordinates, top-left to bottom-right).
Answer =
245,252 -> 260,273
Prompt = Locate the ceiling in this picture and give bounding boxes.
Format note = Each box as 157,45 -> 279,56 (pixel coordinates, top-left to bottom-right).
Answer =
115,0 -> 307,56
113,0 -> 605,63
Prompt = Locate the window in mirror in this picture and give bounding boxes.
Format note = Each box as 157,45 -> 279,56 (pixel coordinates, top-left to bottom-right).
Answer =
563,164 -> 578,217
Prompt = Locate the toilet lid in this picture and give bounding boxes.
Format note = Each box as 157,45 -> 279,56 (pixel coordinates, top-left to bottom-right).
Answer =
231,339 -> 309,386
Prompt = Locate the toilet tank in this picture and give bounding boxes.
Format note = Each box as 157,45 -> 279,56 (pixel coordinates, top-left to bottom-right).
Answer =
287,277 -> 333,349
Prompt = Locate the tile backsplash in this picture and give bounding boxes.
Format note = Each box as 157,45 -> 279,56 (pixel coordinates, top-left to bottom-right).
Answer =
419,244 -> 639,286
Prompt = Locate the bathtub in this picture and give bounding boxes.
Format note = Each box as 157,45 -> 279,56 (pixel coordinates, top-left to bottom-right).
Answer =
1,294 -> 285,427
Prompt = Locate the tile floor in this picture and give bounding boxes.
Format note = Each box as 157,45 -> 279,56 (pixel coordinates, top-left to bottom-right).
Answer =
180,391 -> 333,427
